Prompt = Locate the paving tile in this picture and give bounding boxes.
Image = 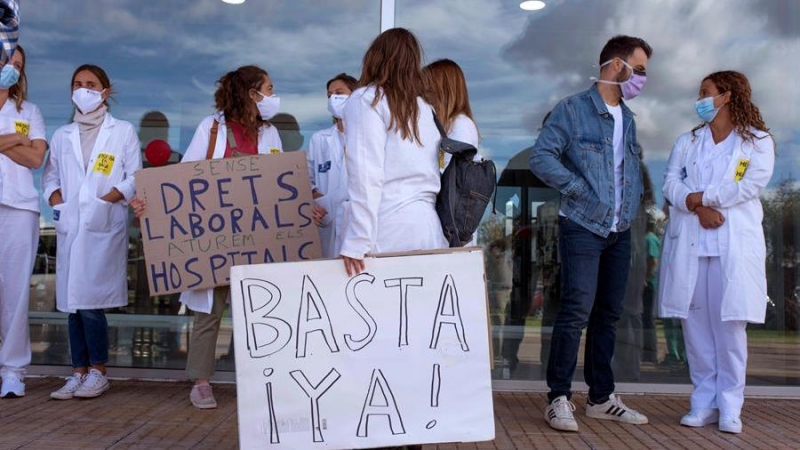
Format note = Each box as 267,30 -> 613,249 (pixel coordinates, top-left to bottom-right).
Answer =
1,378 -> 799,449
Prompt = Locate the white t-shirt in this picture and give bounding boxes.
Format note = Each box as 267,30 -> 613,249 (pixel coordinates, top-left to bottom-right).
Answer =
0,99 -> 47,213
697,128 -> 736,256
441,114 -> 481,172
606,102 -> 624,231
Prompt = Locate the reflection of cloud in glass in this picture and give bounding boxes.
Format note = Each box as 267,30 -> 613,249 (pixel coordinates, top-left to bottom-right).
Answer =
23,0 -> 380,153
15,0 -> 800,187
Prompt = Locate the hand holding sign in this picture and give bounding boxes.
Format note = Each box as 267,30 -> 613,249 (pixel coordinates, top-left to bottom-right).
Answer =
134,152 -> 321,295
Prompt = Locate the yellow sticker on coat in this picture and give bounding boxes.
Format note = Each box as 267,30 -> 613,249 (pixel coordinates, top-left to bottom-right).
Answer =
734,158 -> 749,182
269,148 -> 280,154
14,120 -> 29,136
93,153 -> 115,176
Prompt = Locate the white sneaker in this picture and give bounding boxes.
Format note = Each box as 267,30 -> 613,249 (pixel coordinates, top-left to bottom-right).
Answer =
586,393 -> 648,424
1,371 -> 25,398
73,369 -> 110,398
719,416 -> 743,434
544,395 -> 579,432
680,408 -> 719,427
51,373 -> 86,400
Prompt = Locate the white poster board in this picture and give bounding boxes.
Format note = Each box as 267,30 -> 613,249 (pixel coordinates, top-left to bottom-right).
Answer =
230,249 -> 495,449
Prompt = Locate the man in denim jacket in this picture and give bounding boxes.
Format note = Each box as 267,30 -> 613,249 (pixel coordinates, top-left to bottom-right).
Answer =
529,35 -> 652,432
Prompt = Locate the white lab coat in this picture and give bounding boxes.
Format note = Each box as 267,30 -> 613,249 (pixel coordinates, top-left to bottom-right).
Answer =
178,112 -> 283,313
42,113 -> 142,313
306,125 -> 349,258
658,126 -> 775,323
339,86 -> 447,258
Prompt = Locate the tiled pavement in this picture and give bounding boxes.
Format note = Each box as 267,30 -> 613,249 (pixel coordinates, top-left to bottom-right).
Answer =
0,378 -> 797,449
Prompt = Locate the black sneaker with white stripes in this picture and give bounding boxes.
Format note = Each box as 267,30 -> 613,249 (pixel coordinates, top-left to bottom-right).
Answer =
585,393 -> 648,424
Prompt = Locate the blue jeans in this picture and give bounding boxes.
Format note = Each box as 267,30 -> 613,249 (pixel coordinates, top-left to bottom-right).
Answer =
546,217 -> 630,404
68,309 -> 109,368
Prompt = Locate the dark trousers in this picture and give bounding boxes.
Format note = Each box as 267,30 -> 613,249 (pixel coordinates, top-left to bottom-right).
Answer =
546,217 -> 630,403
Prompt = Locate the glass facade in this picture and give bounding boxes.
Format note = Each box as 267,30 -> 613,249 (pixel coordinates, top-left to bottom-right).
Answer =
21,0 -> 800,390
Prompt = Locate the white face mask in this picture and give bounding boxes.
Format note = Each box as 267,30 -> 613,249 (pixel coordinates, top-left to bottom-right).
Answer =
72,87 -> 105,114
255,92 -> 280,120
327,94 -> 349,119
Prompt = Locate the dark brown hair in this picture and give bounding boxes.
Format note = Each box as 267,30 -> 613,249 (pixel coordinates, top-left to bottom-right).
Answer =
326,73 -> 357,92
214,65 -> 271,142
358,28 -> 425,144
71,64 -> 115,109
422,58 -> 477,136
598,35 -> 653,65
8,45 -> 26,112
691,71 -> 770,144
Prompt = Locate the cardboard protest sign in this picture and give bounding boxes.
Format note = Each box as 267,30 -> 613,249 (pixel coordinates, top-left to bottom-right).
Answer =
230,249 -> 495,450
135,153 -> 321,296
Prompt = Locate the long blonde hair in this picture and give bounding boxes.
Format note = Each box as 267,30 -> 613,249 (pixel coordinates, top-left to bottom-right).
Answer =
358,28 -> 425,144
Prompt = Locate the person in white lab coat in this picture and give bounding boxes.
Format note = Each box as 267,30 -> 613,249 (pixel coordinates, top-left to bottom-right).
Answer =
422,58 -> 482,247
0,46 -> 47,398
659,71 -> 774,434
307,72 -> 356,258
43,64 -> 142,400
131,65 -> 282,409
340,28 -> 447,277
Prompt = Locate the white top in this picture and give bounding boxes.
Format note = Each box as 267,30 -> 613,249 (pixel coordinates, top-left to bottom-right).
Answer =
306,124 -> 349,258
0,99 -> 46,212
340,86 -> 447,258
606,102 -> 624,231
180,112 -> 282,162
441,114 -> 481,171
696,128 -> 736,256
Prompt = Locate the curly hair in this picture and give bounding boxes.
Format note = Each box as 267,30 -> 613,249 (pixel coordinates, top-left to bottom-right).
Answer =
691,70 -> 770,144
358,28 -> 425,144
214,65 -> 270,142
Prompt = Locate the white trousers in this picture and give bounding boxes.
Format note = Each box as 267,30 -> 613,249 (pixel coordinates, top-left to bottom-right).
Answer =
0,205 -> 38,375
681,256 -> 748,417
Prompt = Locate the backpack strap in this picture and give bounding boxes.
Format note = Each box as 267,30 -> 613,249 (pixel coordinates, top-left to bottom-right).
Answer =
205,120 -> 219,160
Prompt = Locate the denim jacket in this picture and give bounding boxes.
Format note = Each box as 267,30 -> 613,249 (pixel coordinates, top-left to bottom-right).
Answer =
529,84 -> 643,237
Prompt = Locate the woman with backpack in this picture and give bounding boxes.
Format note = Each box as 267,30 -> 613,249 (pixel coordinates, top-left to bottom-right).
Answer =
131,65 -> 283,409
340,28 -> 447,276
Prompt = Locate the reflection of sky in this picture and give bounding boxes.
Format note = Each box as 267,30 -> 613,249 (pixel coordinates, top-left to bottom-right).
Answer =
19,0 -> 800,223
398,0 -> 800,203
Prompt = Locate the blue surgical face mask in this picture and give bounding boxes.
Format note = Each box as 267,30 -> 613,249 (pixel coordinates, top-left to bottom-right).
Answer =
695,93 -> 724,123
0,65 -> 20,89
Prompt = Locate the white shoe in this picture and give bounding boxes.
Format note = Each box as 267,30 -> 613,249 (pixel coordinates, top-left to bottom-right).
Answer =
1,371 -> 25,398
680,408 -> 719,427
544,395 -> 579,432
73,369 -> 110,398
719,416 -> 743,434
51,373 -> 86,400
586,393 -> 648,424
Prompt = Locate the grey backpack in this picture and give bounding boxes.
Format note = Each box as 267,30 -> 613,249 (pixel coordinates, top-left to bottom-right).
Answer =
433,113 -> 497,247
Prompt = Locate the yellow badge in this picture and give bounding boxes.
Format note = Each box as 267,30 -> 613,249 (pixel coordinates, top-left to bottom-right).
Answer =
93,153 -> 116,176
14,120 -> 29,136
438,149 -> 445,170
270,148 -> 281,154
734,158 -> 749,182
